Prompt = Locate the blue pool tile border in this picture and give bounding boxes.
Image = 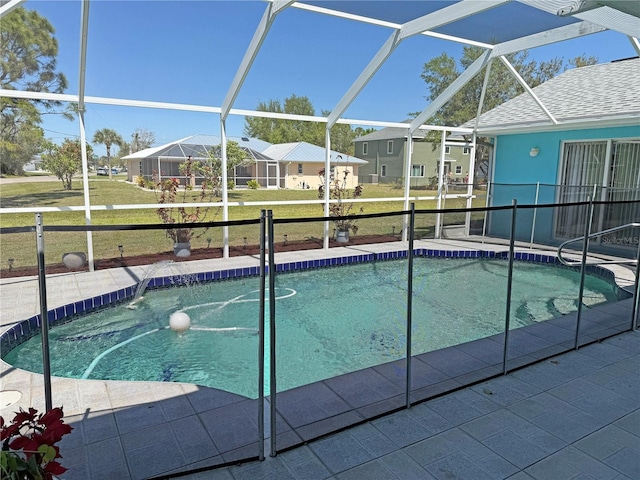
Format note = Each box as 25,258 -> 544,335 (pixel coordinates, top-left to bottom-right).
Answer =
0,249 -> 628,355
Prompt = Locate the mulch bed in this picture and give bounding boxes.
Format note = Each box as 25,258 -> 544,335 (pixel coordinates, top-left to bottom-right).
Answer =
0,235 -> 400,279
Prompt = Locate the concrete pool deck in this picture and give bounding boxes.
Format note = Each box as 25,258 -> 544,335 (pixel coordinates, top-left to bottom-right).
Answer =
0,239 -> 638,479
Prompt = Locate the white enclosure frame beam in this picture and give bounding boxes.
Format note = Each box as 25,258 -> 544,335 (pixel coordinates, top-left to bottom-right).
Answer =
220,119 -> 229,258
410,50 -> 492,132
499,56 -> 558,125
220,1 -> 293,121
518,0 -> 640,37
323,128 -> 331,249
490,21 -> 606,58
77,0 -> 94,270
292,1 -> 495,49
327,0 -> 507,128
629,36 -> 640,55
0,0 -> 23,17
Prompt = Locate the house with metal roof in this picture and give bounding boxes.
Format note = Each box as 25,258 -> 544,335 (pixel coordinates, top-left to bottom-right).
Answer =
354,121 -> 473,188
472,57 -> 640,253
262,141 -> 367,190
123,135 -> 366,190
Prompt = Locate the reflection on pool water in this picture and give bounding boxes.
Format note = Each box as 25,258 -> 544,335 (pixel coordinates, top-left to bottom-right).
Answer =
3,258 -> 620,399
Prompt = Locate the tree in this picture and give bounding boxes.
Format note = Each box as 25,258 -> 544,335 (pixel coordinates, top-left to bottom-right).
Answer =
130,128 -> 156,153
416,47 -> 598,178
92,128 -> 124,180
41,139 -> 92,190
354,127 -> 376,138
0,7 -> 69,175
243,94 -> 357,155
205,141 -> 253,195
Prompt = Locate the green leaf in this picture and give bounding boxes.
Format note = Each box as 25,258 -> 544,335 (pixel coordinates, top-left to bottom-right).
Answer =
38,443 -> 57,462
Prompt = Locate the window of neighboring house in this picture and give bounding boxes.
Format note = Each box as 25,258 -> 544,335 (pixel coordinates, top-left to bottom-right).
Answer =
330,165 -> 335,180
381,165 -> 387,177
455,165 -> 462,174
297,163 -> 303,174
410,164 -> 425,177
445,146 -> 450,154
362,142 -> 368,155
387,140 -> 393,154
556,139 -> 640,245
463,147 -> 470,155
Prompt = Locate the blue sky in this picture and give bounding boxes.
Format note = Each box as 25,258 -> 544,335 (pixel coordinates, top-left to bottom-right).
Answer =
25,1 -> 638,156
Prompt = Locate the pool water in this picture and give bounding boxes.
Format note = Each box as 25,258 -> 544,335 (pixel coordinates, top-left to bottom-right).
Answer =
3,258 -> 619,398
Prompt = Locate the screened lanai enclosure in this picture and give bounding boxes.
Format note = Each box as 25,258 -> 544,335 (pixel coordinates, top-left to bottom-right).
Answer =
1,0 -> 640,475
122,134 -> 275,187
1,0 -> 639,266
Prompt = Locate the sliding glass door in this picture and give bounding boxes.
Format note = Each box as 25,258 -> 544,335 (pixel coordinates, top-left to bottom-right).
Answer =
556,139 -> 640,247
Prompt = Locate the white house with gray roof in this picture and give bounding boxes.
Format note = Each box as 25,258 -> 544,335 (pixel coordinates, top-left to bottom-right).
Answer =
262,142 -> 366,190
471,57 -> 640,254
123,135 -> 366,190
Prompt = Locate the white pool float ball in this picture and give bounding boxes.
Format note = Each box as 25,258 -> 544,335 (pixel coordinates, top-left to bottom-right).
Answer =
169,312 -> 191,332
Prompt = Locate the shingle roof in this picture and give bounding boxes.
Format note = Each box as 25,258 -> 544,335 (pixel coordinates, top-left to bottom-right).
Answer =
262,142 -> 367,164
466,57 -> 640,134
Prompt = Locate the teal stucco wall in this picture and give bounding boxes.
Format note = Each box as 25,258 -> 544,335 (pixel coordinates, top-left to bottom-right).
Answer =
488,125 -> 640,244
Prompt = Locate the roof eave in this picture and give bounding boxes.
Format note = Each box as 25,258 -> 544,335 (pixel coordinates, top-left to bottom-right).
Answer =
474,114 -> 640,136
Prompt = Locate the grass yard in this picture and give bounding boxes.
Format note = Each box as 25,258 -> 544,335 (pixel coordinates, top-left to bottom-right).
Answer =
0,178 -> 487,270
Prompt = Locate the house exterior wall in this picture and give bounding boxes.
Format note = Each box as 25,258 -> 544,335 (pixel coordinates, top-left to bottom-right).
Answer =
284,164 -> 359,190
488,125 -> 640,254
127,160 -> 141,183
355,138 -> 472,187
356,139 -> 404,183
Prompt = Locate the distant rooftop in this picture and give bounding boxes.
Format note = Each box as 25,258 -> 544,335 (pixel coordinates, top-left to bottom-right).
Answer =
262,142 -> 367,164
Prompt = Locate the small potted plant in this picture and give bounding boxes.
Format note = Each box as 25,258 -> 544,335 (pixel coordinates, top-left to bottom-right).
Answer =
1,406 -> 73,480
318,164 -> 363,243
156,157 -> 221,257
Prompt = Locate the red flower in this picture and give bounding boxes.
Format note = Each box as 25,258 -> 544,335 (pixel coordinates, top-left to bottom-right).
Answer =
1,406 -> 72,479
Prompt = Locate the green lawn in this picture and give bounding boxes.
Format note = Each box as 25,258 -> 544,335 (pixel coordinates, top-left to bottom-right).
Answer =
0,179 -> 487,269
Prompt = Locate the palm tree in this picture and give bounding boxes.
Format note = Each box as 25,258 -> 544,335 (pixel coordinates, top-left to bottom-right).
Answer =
92,128 -> 124,180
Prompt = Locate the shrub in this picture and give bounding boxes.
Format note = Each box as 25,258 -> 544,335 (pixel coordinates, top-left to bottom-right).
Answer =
1,406 -> 73,480
155,157 -> 221,244
318,166 -> 363,235
246,179 -> 260,190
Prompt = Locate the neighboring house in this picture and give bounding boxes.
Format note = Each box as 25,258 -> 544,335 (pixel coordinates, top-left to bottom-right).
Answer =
469,57 -> 640,254
353,121 -> 473,188
261,142 -> 367,190
122,135 -> 366,190
124,135 -> 273,187
24,155 -> 43,172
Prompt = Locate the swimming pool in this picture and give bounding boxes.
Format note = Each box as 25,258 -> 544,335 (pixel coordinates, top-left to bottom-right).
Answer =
2,257 -> 621,399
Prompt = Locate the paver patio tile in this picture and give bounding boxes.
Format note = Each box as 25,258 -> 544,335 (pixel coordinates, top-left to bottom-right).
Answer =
372,410 -> 436,447
575,424 -> 640,460
603,447 -> 640,479
507,392 -> 581,419
309,430 -> 374,474
378,450 -> 436,480
482,428 -> 551,468
279,446 -> 332,480
229,456 -> 298,480
425,452 -> 496,480
335,459 -> 399,480
613,409 -> 640,436
524,445 -> 620,480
